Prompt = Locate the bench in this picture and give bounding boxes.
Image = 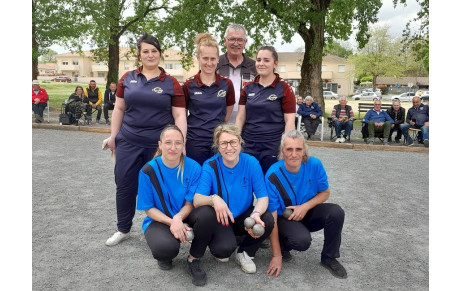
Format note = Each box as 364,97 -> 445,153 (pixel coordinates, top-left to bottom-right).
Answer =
357,103 -> 392,119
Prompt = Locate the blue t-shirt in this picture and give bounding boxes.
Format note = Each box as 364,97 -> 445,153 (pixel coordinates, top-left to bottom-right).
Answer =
265,157 -> 329,215
137,156 -> 201,232
183,72 -> 235,142
195,153 -> 268,218
117,66 -> 186,148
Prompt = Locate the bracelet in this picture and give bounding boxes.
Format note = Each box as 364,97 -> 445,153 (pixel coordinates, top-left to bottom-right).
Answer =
251,210 -> 261,216
272,254 -> 282,257
209,194 -> 217,207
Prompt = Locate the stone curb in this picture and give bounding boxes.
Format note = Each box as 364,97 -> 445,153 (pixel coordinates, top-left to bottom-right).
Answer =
32,123 -> 429,154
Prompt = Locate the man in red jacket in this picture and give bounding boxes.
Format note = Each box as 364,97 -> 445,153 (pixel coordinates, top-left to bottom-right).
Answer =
32,80 -> 48,123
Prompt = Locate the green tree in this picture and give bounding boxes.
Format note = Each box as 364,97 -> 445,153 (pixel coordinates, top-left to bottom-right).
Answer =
80,0 -> 169,87
225,0 -> 382,111
394,0 -> 429,72
32,0 -> 89,80
349,26 -> 404,90
39,49 -> 58,63
324,41 -> 353,59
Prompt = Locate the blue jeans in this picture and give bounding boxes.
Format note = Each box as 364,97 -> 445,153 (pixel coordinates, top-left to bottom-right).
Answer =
401,123 -> 429,142
334,120 -> 353,137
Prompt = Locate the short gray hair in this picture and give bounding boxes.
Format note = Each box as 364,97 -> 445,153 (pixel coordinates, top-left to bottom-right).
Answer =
304,96 -> 313,102
339,96 -> 347,102
225,24 -> 247,39
277,130 -> 309,163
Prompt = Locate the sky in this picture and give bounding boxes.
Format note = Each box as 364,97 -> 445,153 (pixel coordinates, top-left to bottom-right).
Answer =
48,0 -> 421,54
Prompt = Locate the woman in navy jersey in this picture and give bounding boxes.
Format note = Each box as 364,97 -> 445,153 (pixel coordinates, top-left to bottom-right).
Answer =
235,46 -> 296,174
105,33 -> 187,246
137,125 -> 214,286
193,124 -> 274,274
183,33 -> 235,165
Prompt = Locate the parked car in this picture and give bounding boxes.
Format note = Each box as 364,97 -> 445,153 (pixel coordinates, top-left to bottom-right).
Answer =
323,91 -> 339,99
51,75 -> 71,83
352,91 -> 380,101
420,94 -> 429,102
391,92 -> 416,102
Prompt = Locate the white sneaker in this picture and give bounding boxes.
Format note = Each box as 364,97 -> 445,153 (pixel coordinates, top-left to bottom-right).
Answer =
106,231 -> 130,246
235,251 -> 256,273
341,137 -> 346,143
335,137 -> 342,143
214,256 -> 229,263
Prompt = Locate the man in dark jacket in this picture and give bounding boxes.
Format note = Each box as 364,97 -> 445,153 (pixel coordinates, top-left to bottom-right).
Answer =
84,80 -> 102,123
387,100 -> 406,143
401,96 -> 429,147
103,82 -> 117,125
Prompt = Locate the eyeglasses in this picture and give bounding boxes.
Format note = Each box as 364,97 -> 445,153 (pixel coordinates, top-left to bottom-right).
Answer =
219,139 -> 240,148
162,140 -> 184,148
226,38 -> 246,44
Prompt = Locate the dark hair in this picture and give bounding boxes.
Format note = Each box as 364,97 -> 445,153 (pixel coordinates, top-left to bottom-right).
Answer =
256,46 -> 278,62
137,33 -> 162,54
74,85 -> 84,93
89,80 -> 96,84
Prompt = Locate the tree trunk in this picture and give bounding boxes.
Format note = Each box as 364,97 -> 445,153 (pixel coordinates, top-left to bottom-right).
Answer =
107,36 -> 120,88
297,0 -> 329,114
32,0 -> 39,80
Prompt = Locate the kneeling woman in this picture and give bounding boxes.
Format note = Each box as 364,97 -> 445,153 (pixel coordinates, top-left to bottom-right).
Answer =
137,125 -> 216,286
194,124 -> 274,274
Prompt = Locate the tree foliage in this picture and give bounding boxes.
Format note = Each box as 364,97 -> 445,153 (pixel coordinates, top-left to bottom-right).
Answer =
39,49 -> 58,63
324,41 -> 353,59
393,0 -> 429,72
349,26 -> 404,90
32,0 -> 89,79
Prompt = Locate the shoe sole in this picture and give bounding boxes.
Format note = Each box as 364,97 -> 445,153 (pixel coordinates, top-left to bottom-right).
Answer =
158,261 -> 173,271
235,258 -> 256,273
105,234 -> 129,246
320,261 -> 348,279
215,257 -> 229,263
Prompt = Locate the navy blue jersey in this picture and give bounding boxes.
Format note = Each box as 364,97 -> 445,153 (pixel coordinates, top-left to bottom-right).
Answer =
239,74 -> 296,142
117,66 -> 185,147
183,72 -> 235,141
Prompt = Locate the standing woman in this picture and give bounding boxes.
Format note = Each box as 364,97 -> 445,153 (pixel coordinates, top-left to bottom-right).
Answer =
105,33 -> 187,246
183,32 -> 235,165
137,125 -> 215,286
235,46 -> 296,174
194,124 -> 274,274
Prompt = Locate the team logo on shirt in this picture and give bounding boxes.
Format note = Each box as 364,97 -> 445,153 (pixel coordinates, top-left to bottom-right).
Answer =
217,90 -> 227,98
267,94 -> 278,101
194,91 -> 203,95
153,87 -> 163,93
248,93 -> 255,96
130,80 -> 138,83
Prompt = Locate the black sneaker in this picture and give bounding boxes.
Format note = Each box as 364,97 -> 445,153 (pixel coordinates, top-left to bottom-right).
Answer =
106,119 -> 111,125
423,139 -> 429,148
96,119 -> 101,124
321,258 -> 347,279
395,139 -> 400,144
157,260 -> 173,270
187,259 -> 207,286
282,250 -> 292,263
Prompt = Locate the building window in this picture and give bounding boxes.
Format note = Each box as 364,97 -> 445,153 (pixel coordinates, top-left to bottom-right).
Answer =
321,65 -> 326,71
296,65 -> 301,72
175,63 -> 182,70
124,63 -> 129,70
164,63 -> 173,70
62,60 -> 68,65
72,60 -> 79,65
338,65 -> 345,73
98,73 -> 105,78
278,65 -> 286,73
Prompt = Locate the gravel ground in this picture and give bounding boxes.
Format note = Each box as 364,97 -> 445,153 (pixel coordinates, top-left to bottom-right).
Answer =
32,128 -> 429,290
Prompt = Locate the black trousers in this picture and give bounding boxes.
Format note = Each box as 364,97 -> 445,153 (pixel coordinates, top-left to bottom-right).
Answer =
277,203 -> 344,260
208,206 -> 274,258
88,105 -> 102,120
104,103 -> 114,120
185,139 -> 213,166
144,206 -> 217,262
389,124 -> 402,141
32,102 -> 47,117
302,117 -> 321,136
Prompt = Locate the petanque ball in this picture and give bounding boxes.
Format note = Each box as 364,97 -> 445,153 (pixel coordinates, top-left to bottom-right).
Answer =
282,208 -> 293,219
184,223 -> 194,241
252,224 -> 265,236
244,217 -> 256,229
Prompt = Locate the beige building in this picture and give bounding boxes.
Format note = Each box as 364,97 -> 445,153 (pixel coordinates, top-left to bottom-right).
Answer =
55,48 -> 354,94
277,53 -> 355,96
